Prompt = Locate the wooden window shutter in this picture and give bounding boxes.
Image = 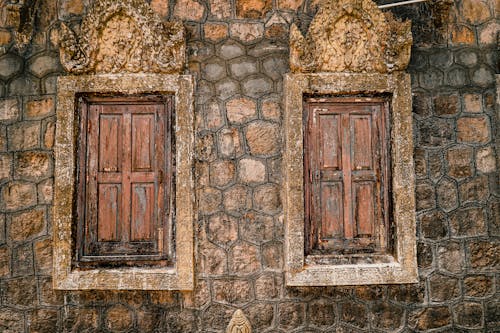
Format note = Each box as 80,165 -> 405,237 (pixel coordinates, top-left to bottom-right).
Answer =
305,97 -> 390,255
76,95 -> 173,266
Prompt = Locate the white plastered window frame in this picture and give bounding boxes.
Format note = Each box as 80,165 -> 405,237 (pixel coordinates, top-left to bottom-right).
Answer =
283,72 -> 418,286
53,74 -> 195,290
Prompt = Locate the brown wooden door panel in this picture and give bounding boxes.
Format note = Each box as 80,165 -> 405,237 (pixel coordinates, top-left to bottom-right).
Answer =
131,183 -> 155,241
97,183 -> 121,241
77,95 -> 172,266
320,182 -> 344,239
131,114 -> 154,172
305,98 -> 389,255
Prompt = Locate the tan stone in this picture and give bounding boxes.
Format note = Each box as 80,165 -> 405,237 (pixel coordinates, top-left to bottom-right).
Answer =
208,213 -> 238,247
265,23 -> 288,40
213,280 -> 251,304
0,153 -> 11,181
59,0 -> 85,16
14,151 -> 51,180
290,0 -> 412,73
174,0 -> 205,20
226,97 -> 257,124
236,0 -> 272,18
479,21 -> 500,44
461,0 -> 491,24
457,116 -> 490,143
59,0 -> 186,74
0,30 -> 12,45
238,158 -> 266,183
25,97 -> 54,119
1,182 -> 37,211
200,240 -> 227,274
476,146 -> 496,173
209,0 -> 231,19
150,0 -> 169,17
262,100 -> 281,121
245,121 -> 280,156
0,98 -> 19,122
204,23 -> 228,41
230,242 -> 260,274
437,242 -> 464,273
463,93 -> 482,113
230,22 -> 264,43
210,160 -> 235,187
223,185 -> 251,213
262,241 -> 283,269
7,122 -> 40,150
451,25 -> 476,45
105,305 -> 133,331
0,246 -> 9,277
446,146 -> 473,179
34,238 -> 52,275
9,208 -> 45,241
255,273 -> 280,299
278,0 -> 303,10
205,100 -> 224,130
199,187 -> 222,214
253,184 -> 281,213
44,120 -> 55,148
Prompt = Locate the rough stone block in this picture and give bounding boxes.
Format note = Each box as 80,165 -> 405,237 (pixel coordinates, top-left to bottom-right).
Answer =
429,274 -> 459,301
240,212 -> 273,243
12,242 -> 34,276
419,210 -> 447,239
241,75 -> 273,97
340,301 -> 367,328
173,0 -> 205,21
245,121 -> 280,156
209,0 -> 231,19
0,308 -> 24,332
457,116 -> 490,143
213,279 -> 251,304
198,187 -> 222,215
446,146 -> 473,179
25,97 -> 55,119
253,183 -> 280,213
279,302 -> 305,330
34,237 -> 52,275
230,22 -> 264,43
408,307 -> 451,330
229,242 -> 260,274
0,245 -> 10,277
29,55 -> 61,78
0,153 -> 11,181
0,98 -> 19,122
415,181 -> 435,211
436,178 -> 458,212
262,241 -> 283,269
218,40 -> 245,60
463,93 -> 482,113
236,0 -> 271,18
229,57 -> 258,79
468,240 -> 499,270
453,302 -> 483,328
207,212 -> 238,247
418,118 -> 453,147
433,93 -> 459,116
464,275 -> 494,297
105,305 -> 133,331
14,151 -> 52,181
223,185 -> 251,213
204,23 -> 228,42
4,277 -> 37,307
437,241 -> 464,273
215,78 -> 239,100
450,207 -> 486,237
0,54 -> 22,80
226,97 -> 256,124
7,121 -> 40,151
460,0 -> 491,24
238,158 -> 266,183
1,181 -> 37,211
9,208 -> 46,242
459,175 -> 489,204
218,128 -> 243,158
479,21 -> 500,44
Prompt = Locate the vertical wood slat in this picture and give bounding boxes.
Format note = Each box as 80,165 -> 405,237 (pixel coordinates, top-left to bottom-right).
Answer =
132,114 -> 154,171
97,184 -> 121,241
131,183 -> 154,241
99,115 -> 121,172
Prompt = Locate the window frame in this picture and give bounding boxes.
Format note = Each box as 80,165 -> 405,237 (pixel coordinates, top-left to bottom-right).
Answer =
304,97 -> 391,257
53,74 -> 194,290
75,94 -> 174,268
283,72 -> 418,286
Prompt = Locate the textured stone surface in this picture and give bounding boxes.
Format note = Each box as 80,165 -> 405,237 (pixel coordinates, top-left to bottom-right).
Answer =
0,0 -> 498,331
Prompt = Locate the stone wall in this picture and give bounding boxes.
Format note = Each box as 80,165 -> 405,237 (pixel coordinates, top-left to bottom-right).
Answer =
0,0 -> 498,332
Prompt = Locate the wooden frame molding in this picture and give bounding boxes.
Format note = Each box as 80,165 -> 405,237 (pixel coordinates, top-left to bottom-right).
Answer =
53,74 -> 195,290
283,72 -> 418,286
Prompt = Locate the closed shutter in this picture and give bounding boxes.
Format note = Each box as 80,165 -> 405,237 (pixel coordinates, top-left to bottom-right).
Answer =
76,95 -> 173,266
305,97 -> 390,255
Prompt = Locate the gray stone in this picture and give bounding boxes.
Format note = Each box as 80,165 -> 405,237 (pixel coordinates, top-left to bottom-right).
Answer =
0,54 -> 23,80
430,49 -> 452,68
446,67 -> 468,87
12,242 -> 34,276
215,78 -> 239,100
418,118 -> 453,147
456,49 -> 478,67
7,121 -> 40,151
241,75 -> 273,98
472,66 -> 494,87
29,54 -> 61,78
202,59 -> 226,81
262,55 -> 288,80
0,98 -> 19,122
218,41 -> 245,59
419,68 -> 443,89
229,57 -> 258,79
8,75 -> 41,96
436,178 -> 458,212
